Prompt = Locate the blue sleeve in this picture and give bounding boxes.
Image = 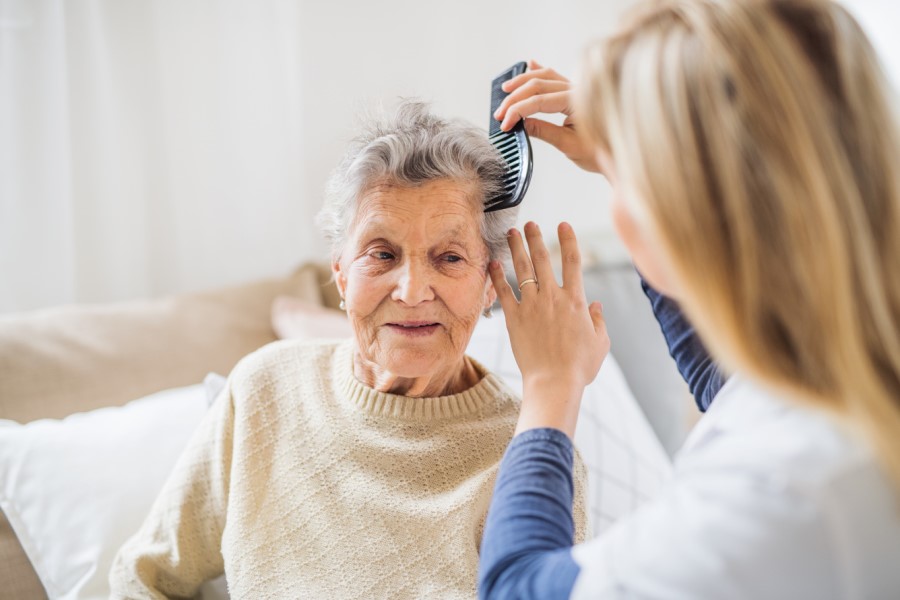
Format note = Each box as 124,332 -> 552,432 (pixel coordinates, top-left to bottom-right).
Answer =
640,278 -> 727,411
478,428 -> 579,600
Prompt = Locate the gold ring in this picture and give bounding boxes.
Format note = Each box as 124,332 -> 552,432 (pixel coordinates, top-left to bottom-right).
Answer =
518,278 -> 538,291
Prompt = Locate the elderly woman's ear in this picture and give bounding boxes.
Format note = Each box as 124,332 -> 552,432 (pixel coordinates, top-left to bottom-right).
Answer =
483,279 -> 498,312
331,260 -> 347,303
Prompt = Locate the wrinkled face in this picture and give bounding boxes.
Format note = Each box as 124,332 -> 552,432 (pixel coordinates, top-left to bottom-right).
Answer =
333,179 -> 496,381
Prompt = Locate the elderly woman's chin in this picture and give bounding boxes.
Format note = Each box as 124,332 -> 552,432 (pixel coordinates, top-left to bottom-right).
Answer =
371,325 -> 471,381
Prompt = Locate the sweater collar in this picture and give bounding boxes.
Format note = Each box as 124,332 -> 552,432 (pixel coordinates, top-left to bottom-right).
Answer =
334,340 -> 511,421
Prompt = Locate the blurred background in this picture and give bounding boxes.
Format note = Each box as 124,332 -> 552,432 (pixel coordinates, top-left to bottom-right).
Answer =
1,0 -> 898,314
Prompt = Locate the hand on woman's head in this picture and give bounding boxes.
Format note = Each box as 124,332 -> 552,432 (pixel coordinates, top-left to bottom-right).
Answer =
493,60 -> 603,174
489,221 -> 609,436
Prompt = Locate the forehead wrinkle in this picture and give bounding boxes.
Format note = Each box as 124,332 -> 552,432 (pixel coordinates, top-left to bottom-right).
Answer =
366,178 -> 481,214
351,179 -> 485,248
356,218 -> 478,253
350,199 -> 413,241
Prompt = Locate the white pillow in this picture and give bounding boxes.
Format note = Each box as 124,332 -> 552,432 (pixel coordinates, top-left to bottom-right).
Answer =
0,384 -> 227,600
467,312 -> 673,536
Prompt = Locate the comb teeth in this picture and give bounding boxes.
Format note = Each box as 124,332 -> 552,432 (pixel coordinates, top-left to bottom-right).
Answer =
491,132 -> 522,174
490,132 -> 521,160
487,129 -> 526,210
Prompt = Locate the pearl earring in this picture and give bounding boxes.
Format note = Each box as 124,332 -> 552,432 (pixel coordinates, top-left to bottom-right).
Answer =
482,305 -> 493,318
339,298 -> 346,311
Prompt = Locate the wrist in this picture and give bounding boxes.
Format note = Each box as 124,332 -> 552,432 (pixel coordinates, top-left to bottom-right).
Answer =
515,377 -> 585,438
522,372 -> 585,402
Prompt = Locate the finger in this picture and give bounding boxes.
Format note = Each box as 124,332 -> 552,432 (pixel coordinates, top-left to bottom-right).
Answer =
523,222 -> 557,289
489,261 -> 517,311
524,118 -> 578,154
507,228 -> 536,289
529,63 -> 566,82
558,222 -> 585,295
494,79 -> 570,122
501,91 -> 574,131
502,64 -> 569,94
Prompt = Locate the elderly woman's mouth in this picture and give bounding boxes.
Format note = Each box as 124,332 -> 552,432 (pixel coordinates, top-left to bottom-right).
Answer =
385,321 -> 442,337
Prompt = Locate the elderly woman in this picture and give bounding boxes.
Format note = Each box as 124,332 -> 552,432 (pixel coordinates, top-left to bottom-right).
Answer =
109,101 -> 587,599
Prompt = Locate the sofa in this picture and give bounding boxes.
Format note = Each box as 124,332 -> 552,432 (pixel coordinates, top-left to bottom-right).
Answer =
0,260 -> 680,599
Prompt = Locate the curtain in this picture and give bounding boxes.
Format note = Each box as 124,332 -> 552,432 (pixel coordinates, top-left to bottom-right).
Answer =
1,0 -> 305,313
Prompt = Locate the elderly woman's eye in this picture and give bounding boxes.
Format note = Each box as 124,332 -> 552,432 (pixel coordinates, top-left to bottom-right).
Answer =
373,251 -> 395,260
443,254 -> 463,263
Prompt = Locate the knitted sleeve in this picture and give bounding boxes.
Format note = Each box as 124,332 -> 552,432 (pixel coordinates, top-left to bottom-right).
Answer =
108,385 -> 234,599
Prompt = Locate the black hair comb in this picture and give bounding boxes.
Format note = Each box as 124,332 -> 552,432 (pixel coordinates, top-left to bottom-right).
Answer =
485,61 -> 534,212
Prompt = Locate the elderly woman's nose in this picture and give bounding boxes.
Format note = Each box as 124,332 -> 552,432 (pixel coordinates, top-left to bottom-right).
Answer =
391,259 -> 436,305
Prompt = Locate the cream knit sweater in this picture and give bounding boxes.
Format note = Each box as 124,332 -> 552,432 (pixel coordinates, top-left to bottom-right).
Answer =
110,339 -> 587,599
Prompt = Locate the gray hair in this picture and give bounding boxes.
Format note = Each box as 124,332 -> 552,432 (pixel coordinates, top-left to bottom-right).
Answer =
316,100 -> 518,263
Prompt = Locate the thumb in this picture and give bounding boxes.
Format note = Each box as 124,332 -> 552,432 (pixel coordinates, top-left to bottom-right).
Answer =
524,118 -> 571,153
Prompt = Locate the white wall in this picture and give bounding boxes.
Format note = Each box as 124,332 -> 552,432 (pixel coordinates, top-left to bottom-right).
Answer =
844,0 -> 900,91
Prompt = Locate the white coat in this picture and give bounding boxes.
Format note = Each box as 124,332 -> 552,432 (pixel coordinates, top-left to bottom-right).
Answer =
571,376 -> 900,599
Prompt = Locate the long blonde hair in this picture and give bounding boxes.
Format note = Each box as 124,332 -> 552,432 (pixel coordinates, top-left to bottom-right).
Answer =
578,0 -> 900,488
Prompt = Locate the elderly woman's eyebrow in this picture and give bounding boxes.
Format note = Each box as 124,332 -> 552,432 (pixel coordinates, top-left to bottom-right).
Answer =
428,224 -> 480,250
358,217 -> 476,242
441,225 -> 466,241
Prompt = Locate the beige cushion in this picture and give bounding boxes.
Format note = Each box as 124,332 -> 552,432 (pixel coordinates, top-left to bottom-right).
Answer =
0,514 -> 47,600
0,262 -> 331,599
271,296 -> 352,340
0,265 -> 327,424
315,262 -> 342,311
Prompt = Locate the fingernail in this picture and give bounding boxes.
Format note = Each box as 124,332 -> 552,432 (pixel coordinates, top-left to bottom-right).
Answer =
501,81 -> 511,91
493,108 -> 501,119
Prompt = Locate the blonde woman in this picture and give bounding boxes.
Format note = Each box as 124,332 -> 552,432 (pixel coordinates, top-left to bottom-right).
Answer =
478,0 -> 900,598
